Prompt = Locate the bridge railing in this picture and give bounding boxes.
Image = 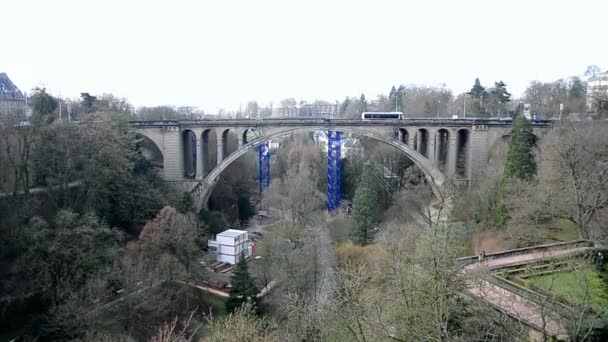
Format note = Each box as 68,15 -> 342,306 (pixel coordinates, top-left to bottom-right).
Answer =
456,240 -> 594,265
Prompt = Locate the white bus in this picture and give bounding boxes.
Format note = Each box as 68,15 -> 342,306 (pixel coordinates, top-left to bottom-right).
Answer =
361,112 -> 402,120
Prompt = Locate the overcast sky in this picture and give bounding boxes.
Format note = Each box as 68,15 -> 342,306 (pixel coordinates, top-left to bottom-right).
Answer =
2,0 -> 606,112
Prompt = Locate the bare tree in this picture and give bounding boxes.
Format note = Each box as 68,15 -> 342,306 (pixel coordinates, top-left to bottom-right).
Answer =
542,121 -> 608,239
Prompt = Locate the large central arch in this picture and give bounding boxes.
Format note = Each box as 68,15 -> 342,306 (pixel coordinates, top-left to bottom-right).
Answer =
202,126 -> 448,204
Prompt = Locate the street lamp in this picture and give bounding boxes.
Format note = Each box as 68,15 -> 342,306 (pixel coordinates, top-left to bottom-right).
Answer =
436,100 -> 441,119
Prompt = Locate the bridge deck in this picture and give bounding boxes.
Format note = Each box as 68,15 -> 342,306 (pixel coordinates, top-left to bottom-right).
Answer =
129,117 -> 554,128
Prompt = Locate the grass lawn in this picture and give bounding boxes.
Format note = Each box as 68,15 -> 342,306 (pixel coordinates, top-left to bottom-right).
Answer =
526,266 -> 608,311
546,219 -> 579,242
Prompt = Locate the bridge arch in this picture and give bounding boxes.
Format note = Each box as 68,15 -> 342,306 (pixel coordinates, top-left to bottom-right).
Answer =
203,127 -> 448,205
135,133 -> 164,168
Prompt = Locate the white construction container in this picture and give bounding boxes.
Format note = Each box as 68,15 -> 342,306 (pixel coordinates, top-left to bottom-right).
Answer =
208,229 -> 252,264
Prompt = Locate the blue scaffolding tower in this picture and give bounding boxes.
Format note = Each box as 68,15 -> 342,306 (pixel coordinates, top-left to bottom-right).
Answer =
327,131 -> 341,212
258,142 -> 271,192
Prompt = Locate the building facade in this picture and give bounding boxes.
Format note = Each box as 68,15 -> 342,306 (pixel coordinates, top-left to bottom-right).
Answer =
0,73 -> 27,117
280,103 -> 338,118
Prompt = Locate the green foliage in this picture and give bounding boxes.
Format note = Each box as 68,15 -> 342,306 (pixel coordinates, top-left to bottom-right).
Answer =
177,191 -> 194,212
468,78 -> 487,116
199,208 -> 230,235
226,254 -> 258,313
503,115 -> 537,180
30,120 -> 166,232
204,299 -> 274,341
469,78 -> 485,98
340,157 -> 364,200
496,114 -> 537,227
487,81 -> 511,116
526,266 -> 608,311
237,195 -> 254,222
351,163 -> 381,245
30,88 -> 58,125
25,210 -> 123,307
80,93 -> 96,113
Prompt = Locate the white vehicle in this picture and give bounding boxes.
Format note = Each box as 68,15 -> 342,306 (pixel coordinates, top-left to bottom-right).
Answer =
361,112 -> 402,120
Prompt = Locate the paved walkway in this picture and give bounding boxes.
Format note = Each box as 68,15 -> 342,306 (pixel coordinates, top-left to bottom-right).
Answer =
464,247 -> 590,271
464,246 -> 591,340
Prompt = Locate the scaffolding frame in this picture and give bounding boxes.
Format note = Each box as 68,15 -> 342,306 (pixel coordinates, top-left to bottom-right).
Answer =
258,142 -> 270,192
327,131 -> 341,212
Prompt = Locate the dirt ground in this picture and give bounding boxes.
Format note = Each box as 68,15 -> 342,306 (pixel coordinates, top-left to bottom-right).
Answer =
472,230 -> 503,254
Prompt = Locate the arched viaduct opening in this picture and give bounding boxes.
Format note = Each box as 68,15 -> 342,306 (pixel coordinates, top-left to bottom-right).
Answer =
399,128 -> 409,145
202,129 -> 218,177
456,129 -> 469,177
416,128 -> 429,157
242,128 -> 259,145
436,129 -> 449,172
182,130 -> 197,178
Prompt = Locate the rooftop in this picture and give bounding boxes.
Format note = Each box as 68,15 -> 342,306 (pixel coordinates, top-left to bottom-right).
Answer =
217,229 -> 248,238
0,73 -> 22,94
0,73 -> 25,101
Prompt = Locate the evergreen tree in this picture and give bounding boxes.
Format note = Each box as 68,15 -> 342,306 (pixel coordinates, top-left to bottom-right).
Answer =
80,92 -> 97,113
496,114 -> 537,227
360,93 -> 367,112
488,81 -> 511,116
30,88 -> 58,125
502,114 -> 537,180
226,252 -> 258,312
469,78 -> 485,97
351,163 -> 381,245
468,78 -> 487,116
237,195 -> 254,221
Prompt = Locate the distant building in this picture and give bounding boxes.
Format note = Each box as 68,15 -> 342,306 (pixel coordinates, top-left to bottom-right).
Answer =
341,138 -> 363,159
298,103 -> 338,117
268,139 -> 281,150
587,71 -> 608,114
280,103 -> 338,117
0,73 -> 28,117
313,131 -> 364,158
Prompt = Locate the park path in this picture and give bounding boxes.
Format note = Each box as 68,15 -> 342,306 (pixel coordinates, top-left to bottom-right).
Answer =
315,220 -> 337,305
463,246 -> 591,340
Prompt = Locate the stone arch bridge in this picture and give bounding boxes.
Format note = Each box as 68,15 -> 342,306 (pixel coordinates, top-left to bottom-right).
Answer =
129,118 -> 552,207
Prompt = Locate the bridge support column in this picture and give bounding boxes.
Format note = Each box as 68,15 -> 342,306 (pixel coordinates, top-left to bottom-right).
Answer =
446,135 -> 457,177
217,137 -> 224,163
469,125 -> 489,180
428,128 -> 436,166
238,129 -> 245,148
195,136 -> 203,180
162,127 -> 182,180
